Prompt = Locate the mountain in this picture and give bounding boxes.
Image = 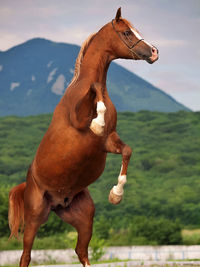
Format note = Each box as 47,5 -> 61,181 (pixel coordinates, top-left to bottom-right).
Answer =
0,38 -> 189,116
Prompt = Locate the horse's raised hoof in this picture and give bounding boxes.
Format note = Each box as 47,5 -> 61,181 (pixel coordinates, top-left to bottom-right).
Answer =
90,120 -> 104,136
108,187 -> 123,205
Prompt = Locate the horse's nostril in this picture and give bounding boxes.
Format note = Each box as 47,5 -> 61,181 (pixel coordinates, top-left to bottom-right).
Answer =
152,46 -> 158,55
152,47 -> 156,54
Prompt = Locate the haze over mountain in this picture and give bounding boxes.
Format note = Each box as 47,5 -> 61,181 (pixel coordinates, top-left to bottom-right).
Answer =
0,38 -> 189,116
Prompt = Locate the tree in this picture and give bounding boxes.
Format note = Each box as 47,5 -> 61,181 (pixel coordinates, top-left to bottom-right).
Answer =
130,216 -> 182,245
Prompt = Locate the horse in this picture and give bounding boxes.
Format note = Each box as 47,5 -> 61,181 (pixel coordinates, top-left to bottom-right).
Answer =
8,7 -> 158,267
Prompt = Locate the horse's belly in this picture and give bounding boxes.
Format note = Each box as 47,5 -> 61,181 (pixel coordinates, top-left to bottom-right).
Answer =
33,127 -> 107,194
69,152 -> 106,192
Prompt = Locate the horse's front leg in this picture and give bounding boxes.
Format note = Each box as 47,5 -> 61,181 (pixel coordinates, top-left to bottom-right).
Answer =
69,82 -> 106,135
90,83 -> 106,136
105,131 -> 132,204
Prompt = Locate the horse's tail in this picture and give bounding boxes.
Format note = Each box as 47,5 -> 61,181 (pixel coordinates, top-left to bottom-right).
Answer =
8,182 -> 26,238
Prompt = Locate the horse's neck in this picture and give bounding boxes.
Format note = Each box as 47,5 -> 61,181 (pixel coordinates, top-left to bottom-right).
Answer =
78,31 -> 114,87
60,32 -> 115,108
80,51 -> 112,86
54,35 -> 116,128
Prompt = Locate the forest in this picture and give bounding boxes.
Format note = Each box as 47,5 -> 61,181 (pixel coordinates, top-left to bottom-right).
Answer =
0,111 -> 200,249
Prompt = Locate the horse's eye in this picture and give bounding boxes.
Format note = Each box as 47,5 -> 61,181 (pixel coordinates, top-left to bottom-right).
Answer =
124,31 -> 131,36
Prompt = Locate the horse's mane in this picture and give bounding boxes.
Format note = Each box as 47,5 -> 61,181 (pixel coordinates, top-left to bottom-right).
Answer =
68,19 -> 140,87
69,33 -> 97,86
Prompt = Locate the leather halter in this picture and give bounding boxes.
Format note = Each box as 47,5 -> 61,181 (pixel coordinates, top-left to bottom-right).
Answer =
111,19 -> 144,59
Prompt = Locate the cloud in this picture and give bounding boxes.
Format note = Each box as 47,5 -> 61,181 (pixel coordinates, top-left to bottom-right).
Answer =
142,70 -> 200,111
0,32 -> 24,51
153,38 -> 189,48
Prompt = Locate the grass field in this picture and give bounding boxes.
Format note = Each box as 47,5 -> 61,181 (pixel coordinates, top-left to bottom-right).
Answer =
182,229 -> 200,245
1,228 -> 200,250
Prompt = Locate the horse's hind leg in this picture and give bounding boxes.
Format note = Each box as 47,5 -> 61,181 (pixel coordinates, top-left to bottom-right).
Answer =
20,175 -> 50,267
53,189 -> 95,267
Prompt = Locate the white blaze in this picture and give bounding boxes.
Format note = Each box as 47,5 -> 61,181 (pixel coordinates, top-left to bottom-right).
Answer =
130,27 -> 152,47
130,27 -> 143,40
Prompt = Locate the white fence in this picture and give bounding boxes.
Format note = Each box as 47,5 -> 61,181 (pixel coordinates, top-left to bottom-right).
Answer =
103,245 -> 200,261
1,246 -> 200,265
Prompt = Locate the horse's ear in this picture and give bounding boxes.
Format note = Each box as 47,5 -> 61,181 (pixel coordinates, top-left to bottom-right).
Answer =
115,7 -> 121,22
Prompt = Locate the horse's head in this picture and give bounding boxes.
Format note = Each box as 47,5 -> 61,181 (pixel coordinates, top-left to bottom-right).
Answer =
109,8 -> 158,64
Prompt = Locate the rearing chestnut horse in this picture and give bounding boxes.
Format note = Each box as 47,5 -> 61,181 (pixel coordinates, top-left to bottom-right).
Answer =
9,8 -> 158,267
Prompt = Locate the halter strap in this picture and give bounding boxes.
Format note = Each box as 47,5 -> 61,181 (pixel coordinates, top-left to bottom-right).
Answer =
111,19 -> 144,59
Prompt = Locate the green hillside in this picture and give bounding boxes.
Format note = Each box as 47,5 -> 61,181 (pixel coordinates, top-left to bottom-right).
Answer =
0,111 -> 200,247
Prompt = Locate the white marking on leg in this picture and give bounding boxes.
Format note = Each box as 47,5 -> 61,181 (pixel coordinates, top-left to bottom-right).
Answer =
85,263 -> 91,267
108,165 -> 127,204
90,101 -> 106,136
112,165 -> 127,196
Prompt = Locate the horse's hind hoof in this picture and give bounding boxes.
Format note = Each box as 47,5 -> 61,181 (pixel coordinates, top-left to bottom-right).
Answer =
108,188 -> 122,205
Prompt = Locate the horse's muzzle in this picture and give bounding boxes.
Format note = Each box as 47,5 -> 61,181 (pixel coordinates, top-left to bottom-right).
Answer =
146,46 -> 159,64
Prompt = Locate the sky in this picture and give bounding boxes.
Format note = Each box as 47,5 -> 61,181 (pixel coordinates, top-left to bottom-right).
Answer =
0,0 -> 200,111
